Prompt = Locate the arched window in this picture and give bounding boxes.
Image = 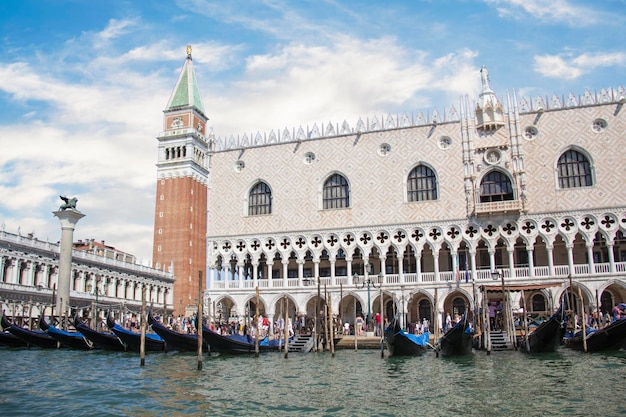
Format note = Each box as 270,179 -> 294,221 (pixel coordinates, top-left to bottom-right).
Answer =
248,181 -> 272,215
452,297 -> 466,317
531,294 -> 546,312
480,171 -> 514,202
323,174 -> 350,209
407,165 -> 438,202
557,150 -> 592,188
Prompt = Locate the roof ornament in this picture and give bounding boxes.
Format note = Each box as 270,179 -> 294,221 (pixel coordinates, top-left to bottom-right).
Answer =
186,44 -> 192,60
59,195 -> 78,211
480,65 -> 493,94
476,65 -> 504,131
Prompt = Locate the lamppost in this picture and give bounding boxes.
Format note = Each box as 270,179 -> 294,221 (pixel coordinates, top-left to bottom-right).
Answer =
217,302 -> 223,326
354,263 -> 379,333
88,279 -> 108,331
492,269 -> 512,346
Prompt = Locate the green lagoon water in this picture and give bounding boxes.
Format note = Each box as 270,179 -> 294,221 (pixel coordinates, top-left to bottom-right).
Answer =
1,347 -> 625,416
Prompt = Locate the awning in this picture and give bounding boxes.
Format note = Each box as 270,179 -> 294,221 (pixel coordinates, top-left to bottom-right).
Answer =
481,282 -> 563,292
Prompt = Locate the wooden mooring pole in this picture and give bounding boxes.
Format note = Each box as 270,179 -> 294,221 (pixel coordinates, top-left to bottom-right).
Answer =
255,286 -> 260,358
379,285 -> 384,358
578,286 -> 587,353
197,271 -> 203,370
140,286 -> 146,366
283,296 -> 289,359
329,293 -> 335,357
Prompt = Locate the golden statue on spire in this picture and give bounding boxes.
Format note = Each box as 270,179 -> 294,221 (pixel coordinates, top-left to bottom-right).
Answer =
186,45 -> 192,59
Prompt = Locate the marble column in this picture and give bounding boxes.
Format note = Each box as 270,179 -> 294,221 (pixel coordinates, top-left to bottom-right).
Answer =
53,208 -> 85,319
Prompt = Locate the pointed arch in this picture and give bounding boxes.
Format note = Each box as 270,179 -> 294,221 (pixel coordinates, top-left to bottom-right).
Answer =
407,163 -> 438,202
248,180 -> 272,215
479,169 -> 514,202
556,148 -> 593,189
322,172 -> 350,209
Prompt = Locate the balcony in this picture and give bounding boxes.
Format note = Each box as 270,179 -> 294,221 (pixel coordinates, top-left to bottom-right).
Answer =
474,199 -> 522,215
208,261 -> 626,291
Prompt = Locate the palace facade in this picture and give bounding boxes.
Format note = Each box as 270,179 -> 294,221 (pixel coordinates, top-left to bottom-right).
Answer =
155,49 -> 626,332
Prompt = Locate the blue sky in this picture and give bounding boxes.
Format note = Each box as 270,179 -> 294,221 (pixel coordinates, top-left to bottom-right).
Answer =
0,0 -> 624,264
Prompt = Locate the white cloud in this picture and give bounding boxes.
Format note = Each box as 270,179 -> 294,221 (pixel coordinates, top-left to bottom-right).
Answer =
572,52 -> 626,69
534,54 -> 583,80
97,18 -> 138,42
484,0 -> 602,26
207,37 -> 480,139
534,51 -> 626,79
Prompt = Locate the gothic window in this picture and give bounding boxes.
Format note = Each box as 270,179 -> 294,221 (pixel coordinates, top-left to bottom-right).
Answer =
557,150 -> 593,189
248,181 -> 272,215
531,294 -> 546,312
407,165 -> 438,202
323,174 -> 350,209
479,170 -> 514,202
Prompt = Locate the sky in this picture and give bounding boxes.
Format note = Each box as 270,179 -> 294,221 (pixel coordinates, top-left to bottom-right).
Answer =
0,0 -> 624,265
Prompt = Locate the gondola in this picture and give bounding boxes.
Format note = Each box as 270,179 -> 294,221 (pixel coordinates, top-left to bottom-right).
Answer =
1,313 -> 58,349
202,326 -> 281,354
147,310 -> 207,352
0,330 -> 28,347
106,313 -> 166,352
74,314 -> 126,351
39,315 -> 94,350
384,317 -> 430,356
0,313 -> 28,347
437,311 -> 473,357
563,317 -> 626,352
519,306 -> 565,354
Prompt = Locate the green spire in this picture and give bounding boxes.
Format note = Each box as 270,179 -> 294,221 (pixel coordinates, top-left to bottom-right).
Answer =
165,45 -> 206,116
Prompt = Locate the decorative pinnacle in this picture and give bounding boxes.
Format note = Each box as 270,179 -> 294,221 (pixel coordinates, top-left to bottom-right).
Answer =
186,45 -> 192,59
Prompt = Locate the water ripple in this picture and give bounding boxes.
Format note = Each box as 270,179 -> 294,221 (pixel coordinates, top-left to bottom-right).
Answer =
1,348 -> 625,416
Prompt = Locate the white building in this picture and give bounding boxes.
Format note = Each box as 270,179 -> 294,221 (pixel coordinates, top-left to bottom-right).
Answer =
154,50 -> 625,334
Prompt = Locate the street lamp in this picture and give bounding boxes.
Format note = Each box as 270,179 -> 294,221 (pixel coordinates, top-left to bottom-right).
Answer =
354,263 -> 379,333
491,269 -> 512,345
217,302 -> 223,326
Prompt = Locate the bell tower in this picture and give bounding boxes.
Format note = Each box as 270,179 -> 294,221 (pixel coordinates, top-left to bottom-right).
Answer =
153,45 -> 208,316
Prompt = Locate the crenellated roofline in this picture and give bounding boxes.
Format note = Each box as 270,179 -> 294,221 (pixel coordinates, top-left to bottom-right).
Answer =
208,84 -> 625,152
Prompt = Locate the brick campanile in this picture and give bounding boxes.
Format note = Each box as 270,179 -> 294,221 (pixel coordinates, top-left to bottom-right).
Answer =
153,46 -> 208,316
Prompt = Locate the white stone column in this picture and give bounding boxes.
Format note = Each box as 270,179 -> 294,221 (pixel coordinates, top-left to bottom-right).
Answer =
451,251 -> 458,280
607,243 -> 615,273
397,251 -> 405,284
297,260 -> 304,286
527,248 -> 535,278
433,250 -> 440,282
566,243 -> 575,276
53,208 -> 85,318
252,262 -> 259,287
346,258 -> 353,285
267,261 -> 274,288
508,249 -> 515,278
416,253 -> 422,282
547,245 -> 555,276
0,256 -> 5,282
238,262 -> 244,287
470,250 -> 478,281
282,260 -> 289,287
27,261 -> 36,286
586,244 -> 595,275
489,249 -> 496,271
